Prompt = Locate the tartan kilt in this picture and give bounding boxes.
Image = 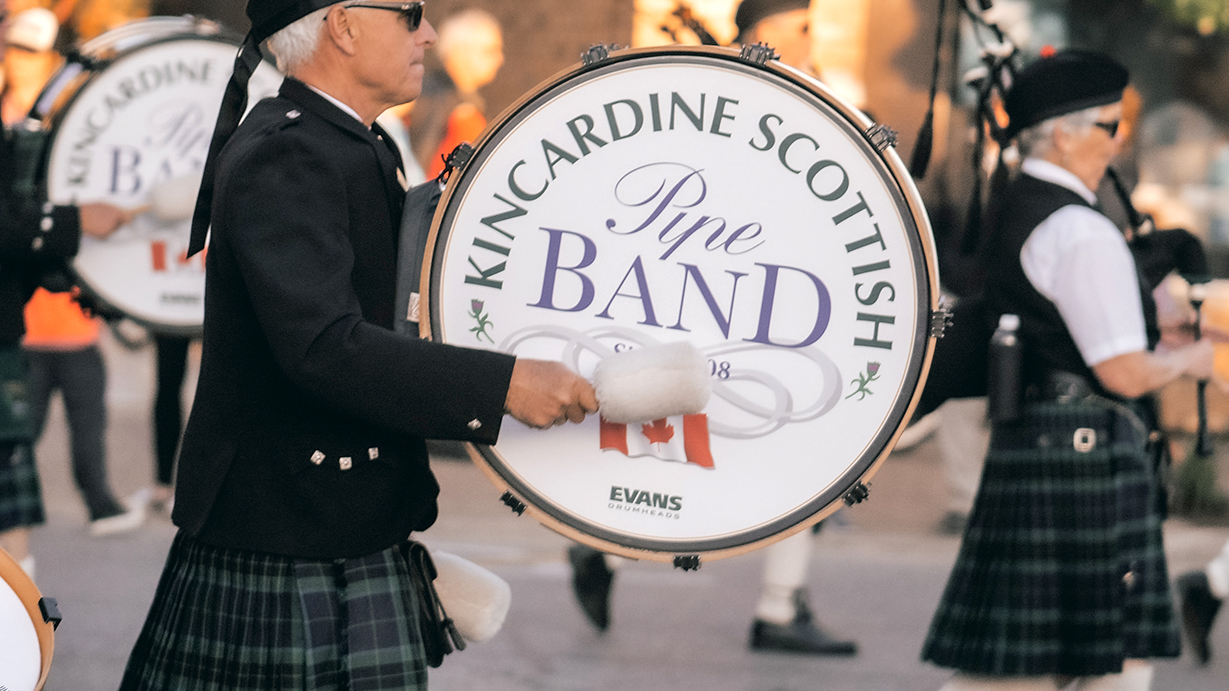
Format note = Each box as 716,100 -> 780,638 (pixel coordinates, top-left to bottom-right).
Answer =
0,443 -> 44,532
921,398 -> 1180,676
121,532 -> 428,691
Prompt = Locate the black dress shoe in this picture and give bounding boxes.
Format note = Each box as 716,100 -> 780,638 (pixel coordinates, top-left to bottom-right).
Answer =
568,545 -> 613,632
748,618 -> 859,655
1178,570 -> 1223,666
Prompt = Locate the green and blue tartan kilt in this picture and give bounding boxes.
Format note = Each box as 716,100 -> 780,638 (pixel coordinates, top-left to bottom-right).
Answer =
921,398 -> 1180,677
0,443 -> 44,532
120,532 -> 428,691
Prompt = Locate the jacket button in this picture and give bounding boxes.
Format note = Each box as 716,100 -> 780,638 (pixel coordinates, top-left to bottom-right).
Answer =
467,419 -> 482,430
339,457 -> 353,470
310,450 -> 325,465
368,447 -> 379,460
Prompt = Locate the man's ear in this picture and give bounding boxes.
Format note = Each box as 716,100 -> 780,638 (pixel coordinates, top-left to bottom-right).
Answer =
323,4 -> 359,56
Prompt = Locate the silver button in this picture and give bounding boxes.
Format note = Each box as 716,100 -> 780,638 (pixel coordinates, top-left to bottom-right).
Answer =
42,201 -> 54,214
40,216 -> 53,231
310,450 -> 325,465
368,447 -> 379,460
31,236 -> 44,250
339,456 -> 353,470
467,419 -> 482,430
286,109 -> 301,119
1123,570 -> 1137,589
1073,428 -> 1096,453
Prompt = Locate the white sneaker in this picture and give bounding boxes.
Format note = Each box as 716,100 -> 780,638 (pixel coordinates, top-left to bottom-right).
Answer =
89,502 -> 146,537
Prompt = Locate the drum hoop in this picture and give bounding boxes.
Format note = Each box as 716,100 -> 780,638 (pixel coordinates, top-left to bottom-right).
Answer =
38,23 -> 264,337
0,548 -> 53,690
422,45 -> 940,561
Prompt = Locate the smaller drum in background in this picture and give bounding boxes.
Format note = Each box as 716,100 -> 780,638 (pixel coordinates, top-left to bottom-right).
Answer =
0,548 -> 58,691
32,16 -> 282,335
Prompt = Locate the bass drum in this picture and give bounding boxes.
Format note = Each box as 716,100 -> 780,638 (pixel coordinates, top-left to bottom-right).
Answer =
423,46 -> 941,563
0,549 -> 56,691
34,16 -> 283,335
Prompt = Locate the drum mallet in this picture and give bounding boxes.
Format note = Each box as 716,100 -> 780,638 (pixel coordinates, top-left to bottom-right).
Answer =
1189,281 -> 1213,457
592,341 -> 711,423
120,172 -> 205,225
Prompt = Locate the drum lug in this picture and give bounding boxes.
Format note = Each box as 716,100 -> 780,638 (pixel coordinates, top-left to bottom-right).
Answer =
40,596 -> 62,630
738,43 -> 779,66
843,481 -> 870,506
673,555 -> 702,571
865,124 -> 899,152
582,44 -> 619,67
929,304 -> 954,338
499,491 -> 527,516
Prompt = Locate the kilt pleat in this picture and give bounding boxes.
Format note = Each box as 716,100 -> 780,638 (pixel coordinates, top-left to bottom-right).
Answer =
0,443 -> 44,532
921,400 -> 1179,677
121,533 -> 428,690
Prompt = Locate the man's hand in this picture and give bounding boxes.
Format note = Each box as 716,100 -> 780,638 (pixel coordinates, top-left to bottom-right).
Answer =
78,202 -> 129,239
504,359 -> 598,429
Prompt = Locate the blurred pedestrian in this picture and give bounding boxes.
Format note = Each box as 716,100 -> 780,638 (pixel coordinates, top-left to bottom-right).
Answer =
1176,540 -> 1228,666
1,6 -> 61,123
922,49 -> 1216,690
0,0 -> 127,580
406,7 -> 502,178
119,0 -> 596,686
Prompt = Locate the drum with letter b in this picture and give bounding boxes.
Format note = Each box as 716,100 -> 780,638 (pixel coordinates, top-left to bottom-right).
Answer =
422,46 -> 941,563
31,16 -> 282,334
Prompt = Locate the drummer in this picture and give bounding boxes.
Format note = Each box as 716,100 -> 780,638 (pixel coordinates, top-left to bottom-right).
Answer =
921,50 -> 1217,690
119,1 -> 596,688
0,0 -> 127,582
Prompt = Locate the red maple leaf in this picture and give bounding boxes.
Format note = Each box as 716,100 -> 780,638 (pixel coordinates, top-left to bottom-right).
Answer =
641,418 -> 674,445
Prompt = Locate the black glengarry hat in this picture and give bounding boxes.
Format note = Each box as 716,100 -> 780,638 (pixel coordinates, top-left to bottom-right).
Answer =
734,0 -> 809,42
1002,48 -> 1128,141
188,0 -> 347,256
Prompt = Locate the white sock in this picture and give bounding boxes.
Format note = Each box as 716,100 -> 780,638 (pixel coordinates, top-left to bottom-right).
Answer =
755,532 -> 811,624
1206,540 -> 1229,600
18,555 -> 35,582
1072,665 -> 1153,691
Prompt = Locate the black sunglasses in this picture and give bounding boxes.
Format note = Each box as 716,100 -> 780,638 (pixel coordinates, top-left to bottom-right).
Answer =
341,2 -> 424,31
1093,120 -> 1120,138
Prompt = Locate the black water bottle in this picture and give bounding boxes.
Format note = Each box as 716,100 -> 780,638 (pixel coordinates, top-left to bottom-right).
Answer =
987,313 -> 1022,424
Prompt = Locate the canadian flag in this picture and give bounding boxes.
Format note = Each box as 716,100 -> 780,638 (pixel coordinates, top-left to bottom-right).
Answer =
599,415 -> 715,469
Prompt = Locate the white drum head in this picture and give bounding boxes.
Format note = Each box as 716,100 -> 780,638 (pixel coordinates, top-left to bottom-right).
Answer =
0,577 -> 40,691
40,19 -> 283,334
425,47 -> 939,562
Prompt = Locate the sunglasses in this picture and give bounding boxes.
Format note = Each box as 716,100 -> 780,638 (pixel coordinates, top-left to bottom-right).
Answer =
342,2 -> 424,31
1093,120 -> 1120,138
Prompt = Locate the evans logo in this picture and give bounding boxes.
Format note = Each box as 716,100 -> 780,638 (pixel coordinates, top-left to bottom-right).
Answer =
609,486 -> 682,519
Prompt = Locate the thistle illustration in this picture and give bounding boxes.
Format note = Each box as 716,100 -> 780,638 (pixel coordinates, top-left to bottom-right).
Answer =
845,361 -> 880,400
468,299 -> 494,343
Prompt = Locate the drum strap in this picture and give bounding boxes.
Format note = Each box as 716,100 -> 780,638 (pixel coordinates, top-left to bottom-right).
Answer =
394,180 -> 443,337
188,35 -> 264,258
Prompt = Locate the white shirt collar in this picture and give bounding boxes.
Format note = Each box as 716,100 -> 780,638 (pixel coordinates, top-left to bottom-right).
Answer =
1020,157 -> 1098,205
305,84 -> 365,125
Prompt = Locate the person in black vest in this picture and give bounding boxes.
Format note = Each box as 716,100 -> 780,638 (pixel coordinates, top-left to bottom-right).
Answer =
119,1 -> 597,688
921,50 -> 1217,690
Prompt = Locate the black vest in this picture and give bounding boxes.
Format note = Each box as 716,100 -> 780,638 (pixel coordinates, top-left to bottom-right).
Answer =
984,173 -> 1159,396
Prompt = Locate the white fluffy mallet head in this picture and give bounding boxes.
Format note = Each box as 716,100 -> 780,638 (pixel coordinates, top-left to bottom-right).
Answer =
592,341 -> 711,424
430,551 -> 512,643
148,172 -> 204,222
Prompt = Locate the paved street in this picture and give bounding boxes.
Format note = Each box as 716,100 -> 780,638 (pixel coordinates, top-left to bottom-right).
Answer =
20,331 -> 1229,690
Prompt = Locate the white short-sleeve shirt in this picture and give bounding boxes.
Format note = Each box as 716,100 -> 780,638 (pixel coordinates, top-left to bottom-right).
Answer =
1018,158 -> 1148,367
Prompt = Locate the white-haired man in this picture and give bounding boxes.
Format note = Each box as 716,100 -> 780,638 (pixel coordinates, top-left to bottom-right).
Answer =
120,1 -> 597,688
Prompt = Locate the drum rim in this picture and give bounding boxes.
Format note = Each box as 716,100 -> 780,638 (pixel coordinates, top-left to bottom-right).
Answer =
0,548 -> 53,690
36,22 -> 269,337
423,45 -> 940,561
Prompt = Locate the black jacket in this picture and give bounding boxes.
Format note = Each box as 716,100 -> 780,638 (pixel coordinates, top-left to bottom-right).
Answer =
175,78 -> 515,558
1,127 -> 82,347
